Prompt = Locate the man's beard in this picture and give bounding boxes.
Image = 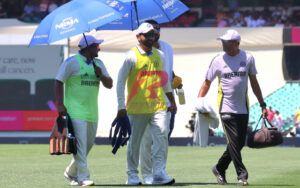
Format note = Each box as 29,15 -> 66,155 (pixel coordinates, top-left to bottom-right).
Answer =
154,34 -> 159,42
141,39 -> 153,48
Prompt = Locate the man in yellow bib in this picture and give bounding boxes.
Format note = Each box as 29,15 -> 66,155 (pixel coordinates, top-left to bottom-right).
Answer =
116,23 -> 177,185
55,35 -> 113,186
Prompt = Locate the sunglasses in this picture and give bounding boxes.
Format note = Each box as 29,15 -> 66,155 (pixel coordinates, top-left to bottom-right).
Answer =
141,33 -> 156,38
222,40 -> 237,43
154,26 -> 160,32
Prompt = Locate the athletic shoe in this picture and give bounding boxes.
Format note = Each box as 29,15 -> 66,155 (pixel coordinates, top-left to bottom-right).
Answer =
126,174 -> 141,185
64,171 -> 79,185
153,169 -> 175,185
142,175 -> 153,185
238,179 -> 248,186
80,179 -> 94,186
70,180 -> 79,186
64,171 -> 77,181
212,166 -> 227,185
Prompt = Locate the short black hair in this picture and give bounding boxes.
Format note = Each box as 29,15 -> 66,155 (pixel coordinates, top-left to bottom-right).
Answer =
145,20 -> 158,25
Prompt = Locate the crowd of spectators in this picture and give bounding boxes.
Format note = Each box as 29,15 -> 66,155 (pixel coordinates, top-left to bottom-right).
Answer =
212,3 -> 300,27
160,0 -> 300,27
0,0 -> 69,23
0,0 -> 300,27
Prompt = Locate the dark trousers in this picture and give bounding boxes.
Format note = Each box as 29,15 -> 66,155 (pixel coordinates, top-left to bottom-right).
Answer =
216,113 -> 249,180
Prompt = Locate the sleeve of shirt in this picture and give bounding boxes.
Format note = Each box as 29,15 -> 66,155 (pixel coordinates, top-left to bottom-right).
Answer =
158,50 -> 172,93
248,55 -> 258,75
96,59 -> 111,78
55,57 -> 78,83
117,50 -> 136,110
205,56 -> 219,81
168,43 -> 174,80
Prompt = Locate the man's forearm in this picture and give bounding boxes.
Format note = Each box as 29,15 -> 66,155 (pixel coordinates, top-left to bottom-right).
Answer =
100,75 -> 113,89
166,92 -> 175,104
55,80 -> 64,105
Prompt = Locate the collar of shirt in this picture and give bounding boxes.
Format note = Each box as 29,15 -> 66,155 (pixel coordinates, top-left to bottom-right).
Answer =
77,52 -> 93,65
136,45 -> 153,56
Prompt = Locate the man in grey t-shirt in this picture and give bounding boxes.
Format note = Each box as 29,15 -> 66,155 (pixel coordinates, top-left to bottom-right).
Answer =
198,30 -> 267,186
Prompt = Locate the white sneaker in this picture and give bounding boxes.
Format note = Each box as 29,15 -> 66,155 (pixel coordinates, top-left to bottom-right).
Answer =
126,174 -> 141,185
153,169 -> 175,185
64,171 -> 79,186
142,174 -> 153,185
70,180 -> 79,186
80,179 -> 94,186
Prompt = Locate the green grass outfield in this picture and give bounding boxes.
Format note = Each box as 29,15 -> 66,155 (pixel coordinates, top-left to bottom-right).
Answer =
1,145 -> 300,188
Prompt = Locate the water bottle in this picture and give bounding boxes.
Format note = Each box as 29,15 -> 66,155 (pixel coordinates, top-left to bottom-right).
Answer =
177,88 -> 185,105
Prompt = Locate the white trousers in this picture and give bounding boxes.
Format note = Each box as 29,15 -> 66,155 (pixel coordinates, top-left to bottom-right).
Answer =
65,119 -> 98,182
127,111 -> 169,176
139,112 -> 171,178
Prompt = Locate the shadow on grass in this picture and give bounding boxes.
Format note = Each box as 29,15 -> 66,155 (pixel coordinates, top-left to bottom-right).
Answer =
244,184 -> 295,187
93,182 -> 295,187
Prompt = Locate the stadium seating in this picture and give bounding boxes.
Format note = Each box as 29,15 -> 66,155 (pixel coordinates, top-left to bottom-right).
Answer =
213,82 -> 300,137
34,79 -> 56,110
0,79 -> 32,110
249,82 -> 300,131
160,11 -> 199,27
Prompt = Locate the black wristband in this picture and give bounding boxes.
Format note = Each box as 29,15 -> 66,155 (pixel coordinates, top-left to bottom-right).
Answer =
260,102 -> 266,108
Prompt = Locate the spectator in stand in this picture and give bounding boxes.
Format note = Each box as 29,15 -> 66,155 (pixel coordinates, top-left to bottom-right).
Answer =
233,10 -> 241,19
273,111 -> 283,131
272,7 -> 282,20
38,0 -> 49,19
21,1 -> 40,23
232,18 -> 242,27
274,19 -> 285,27
217,14 -> 227,27
267,106 -> 275,122
48,0 -> 58,13
256,16 -> 266,27
0,2 -> 7,18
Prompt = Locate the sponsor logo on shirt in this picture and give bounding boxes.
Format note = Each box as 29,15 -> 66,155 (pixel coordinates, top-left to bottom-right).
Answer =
154,60 -> 159,67
81,80 -> 99,86
81,73 -> 89,79
223,71 -> 246,79
240,61 -> 246,67
142,64 -> 148,69
221,114 -> 232,119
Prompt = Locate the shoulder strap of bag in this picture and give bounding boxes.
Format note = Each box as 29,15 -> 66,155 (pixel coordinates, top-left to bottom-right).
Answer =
254,115 -> 275,131
254,115 -> 263,130
263,117 -> 274,128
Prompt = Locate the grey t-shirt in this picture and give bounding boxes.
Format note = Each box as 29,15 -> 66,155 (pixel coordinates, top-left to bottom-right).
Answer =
205,50 -> 257,114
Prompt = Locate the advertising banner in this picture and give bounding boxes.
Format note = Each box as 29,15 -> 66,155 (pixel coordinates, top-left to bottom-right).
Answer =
0,45 -> 65,131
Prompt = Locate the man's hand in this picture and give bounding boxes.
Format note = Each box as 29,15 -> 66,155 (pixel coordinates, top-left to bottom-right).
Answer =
262,107 -> 268,118
171,76 -> 182,89
57,104 -> 67,116
177,84 -> 183,89
117,109 -> 127,118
